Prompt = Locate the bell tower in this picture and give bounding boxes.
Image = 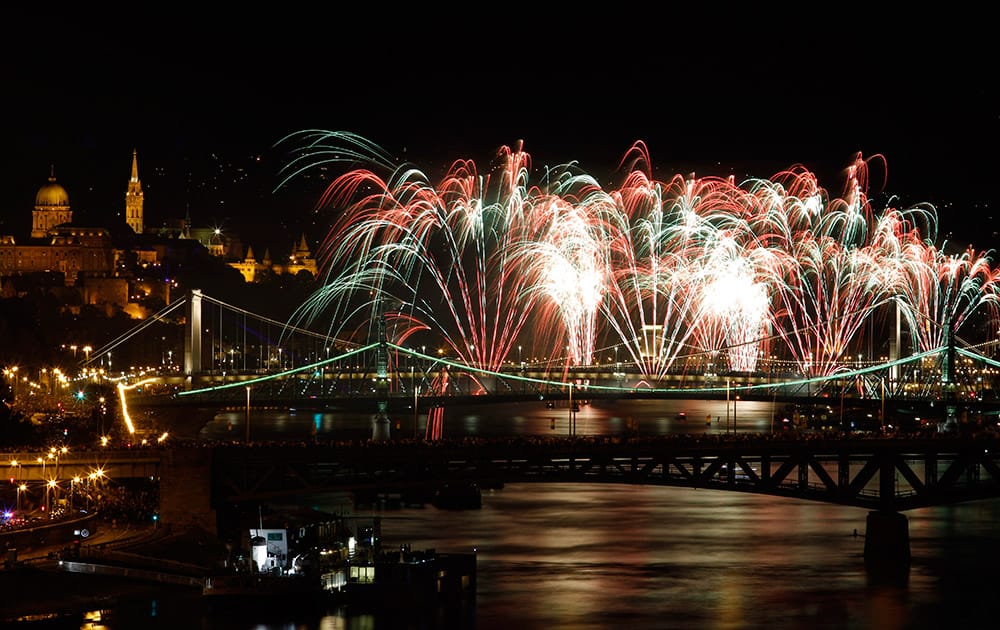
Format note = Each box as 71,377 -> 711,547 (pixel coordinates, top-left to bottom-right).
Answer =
124,149 -> 144,234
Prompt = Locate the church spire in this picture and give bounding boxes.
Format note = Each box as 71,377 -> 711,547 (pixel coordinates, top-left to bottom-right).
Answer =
130,148 -> 139,182
124,149 -> 144,234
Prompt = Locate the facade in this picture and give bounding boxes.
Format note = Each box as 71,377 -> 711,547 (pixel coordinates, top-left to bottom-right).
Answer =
0,227 -> 115,281
2,166 -> 115,285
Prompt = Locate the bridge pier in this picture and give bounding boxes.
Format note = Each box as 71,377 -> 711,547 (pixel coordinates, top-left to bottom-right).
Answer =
372,415 -> 391,440
159,447 -> 216,535
863,510 -> 910,575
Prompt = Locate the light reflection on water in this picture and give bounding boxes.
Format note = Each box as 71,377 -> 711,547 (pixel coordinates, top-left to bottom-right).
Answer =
176,401 -> 1000,628
203,398 -> 789,442
285,483 -> 995,630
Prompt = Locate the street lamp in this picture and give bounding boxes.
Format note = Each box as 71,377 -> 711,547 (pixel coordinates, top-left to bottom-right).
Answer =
880,376 -> 886,433
325,346 -> 331,388
245,386 -> 252,443
17,482 -> 26,512
45,479 -> 57,512
87,469 -> 105,510
726,378 -> 731,433
568,381 -> 574,436
412,364 -> 419,440
71,476 -> 81,510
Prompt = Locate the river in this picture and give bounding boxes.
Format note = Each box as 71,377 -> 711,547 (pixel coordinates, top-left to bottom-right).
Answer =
45,400 -> 1000,627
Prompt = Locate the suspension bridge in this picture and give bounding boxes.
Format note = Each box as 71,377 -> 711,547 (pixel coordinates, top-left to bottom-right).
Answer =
72,288 -> 1000,442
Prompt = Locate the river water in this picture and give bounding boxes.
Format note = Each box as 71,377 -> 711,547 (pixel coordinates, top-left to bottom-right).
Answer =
198,397 -> 795,442
70,400 -> 1000,627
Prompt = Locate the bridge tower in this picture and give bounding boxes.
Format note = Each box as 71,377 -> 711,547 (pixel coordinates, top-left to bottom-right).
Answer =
372,301 -> 391,440
184,288 -> 203,382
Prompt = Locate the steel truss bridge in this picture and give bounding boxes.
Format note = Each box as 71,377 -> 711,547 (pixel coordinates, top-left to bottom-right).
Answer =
8,434 -> 998,513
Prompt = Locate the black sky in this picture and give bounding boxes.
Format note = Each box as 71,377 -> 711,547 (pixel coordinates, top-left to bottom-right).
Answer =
2,6 -> 995,249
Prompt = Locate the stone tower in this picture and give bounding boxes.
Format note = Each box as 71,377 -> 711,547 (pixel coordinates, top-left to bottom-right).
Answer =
124,149 -> 144,234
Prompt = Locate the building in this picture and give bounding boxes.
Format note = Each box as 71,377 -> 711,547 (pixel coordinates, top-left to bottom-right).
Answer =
124,149 -> 144,235
3,152 -> 315,295
2,165 -> 116,286
31,165 -> 73,238
228,234 -> 317,283
0,155 -> 160,315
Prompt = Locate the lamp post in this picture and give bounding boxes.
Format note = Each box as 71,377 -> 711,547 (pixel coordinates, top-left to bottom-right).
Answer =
71,476 -> 81,510
245,386 -> 252,443
325,346 -> 331,390
726,378 -> 731,434
87,472 -> 99,511
771,388 -> 777,434
45,479 -> 57,512
57,446 -> 67,479
880,376 -> 886,433
568,381 -> 574,437
412,364 -> 419,440
17,482 -> 26,512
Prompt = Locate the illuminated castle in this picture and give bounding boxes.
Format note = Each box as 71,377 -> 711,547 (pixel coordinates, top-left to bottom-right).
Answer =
227,233 -> 317,282
1,165 -> 115,285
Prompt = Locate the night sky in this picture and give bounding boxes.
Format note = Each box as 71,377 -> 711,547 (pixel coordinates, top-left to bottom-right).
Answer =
2,7 -> 995,253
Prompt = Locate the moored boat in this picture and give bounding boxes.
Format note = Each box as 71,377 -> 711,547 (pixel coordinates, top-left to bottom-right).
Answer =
203,514 -> 476,609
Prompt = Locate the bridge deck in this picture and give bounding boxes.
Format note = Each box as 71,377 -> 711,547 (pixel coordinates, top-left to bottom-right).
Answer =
9,435 -> 999,515
208,434 -> 1000,511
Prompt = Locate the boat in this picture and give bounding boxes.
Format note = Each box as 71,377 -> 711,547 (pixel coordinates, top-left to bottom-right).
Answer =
203,514 -> 477,609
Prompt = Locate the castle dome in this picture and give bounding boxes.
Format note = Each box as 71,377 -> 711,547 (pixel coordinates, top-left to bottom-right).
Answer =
35,166 -> 70,207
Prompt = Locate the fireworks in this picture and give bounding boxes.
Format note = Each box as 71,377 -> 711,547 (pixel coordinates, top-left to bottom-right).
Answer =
278,132 -> 1000,382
